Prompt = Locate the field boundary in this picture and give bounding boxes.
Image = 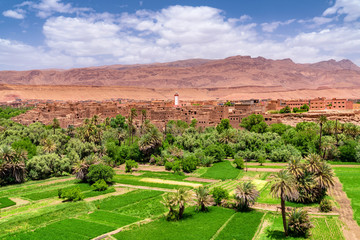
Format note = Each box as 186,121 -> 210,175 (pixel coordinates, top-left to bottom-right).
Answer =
210,212 -> 236,240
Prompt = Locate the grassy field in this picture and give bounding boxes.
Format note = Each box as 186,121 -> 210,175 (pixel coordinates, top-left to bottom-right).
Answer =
0,164 -> 353,240
0,197 -> 16,209
257,182 -> 319,208
114,207 -> 235,240
201,161 -> 241,180
215,211 -> 264,240
334,167 -> 360,225
255,213 -> 344,240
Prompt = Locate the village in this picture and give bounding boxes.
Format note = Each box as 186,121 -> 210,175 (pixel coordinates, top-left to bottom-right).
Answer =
6,94 -> 360,129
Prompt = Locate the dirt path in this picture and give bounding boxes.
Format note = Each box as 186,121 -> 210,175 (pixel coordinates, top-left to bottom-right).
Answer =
247,163 -> 287,166
84,188 -> 134,202
184,177 -> 219,183
329,177 -> 360,240
37,177 -> 75,186
252,203 -> 339,216
331,165 -> 360,168
246,168 -> 281,173
113,184 -> 177,192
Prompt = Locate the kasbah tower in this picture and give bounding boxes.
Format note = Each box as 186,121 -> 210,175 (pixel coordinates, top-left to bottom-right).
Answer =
174,92 -> 179,107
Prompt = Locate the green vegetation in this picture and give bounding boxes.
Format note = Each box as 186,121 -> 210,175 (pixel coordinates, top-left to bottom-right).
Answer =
0,106 -> 31,119
216,211 -> 264,240
256,213 -> 344,240
0,197 -> 16,209
113,207 -> 234,240
334,167 -> 360,224
201,161 -> 240,180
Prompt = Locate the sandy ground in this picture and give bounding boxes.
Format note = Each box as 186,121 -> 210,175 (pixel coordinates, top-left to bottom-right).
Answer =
37,177 -> 76,186
252,203 -> 339,216
2,84 -> 360,101
84,188 -> 133,202
329,177 -> 360,240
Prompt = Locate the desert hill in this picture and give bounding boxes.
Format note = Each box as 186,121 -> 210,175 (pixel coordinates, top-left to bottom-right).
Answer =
1,56 -> 360,90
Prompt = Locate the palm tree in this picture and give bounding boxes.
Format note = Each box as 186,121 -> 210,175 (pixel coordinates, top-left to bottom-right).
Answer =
41,138 -> 57,153
52,118 -> 60,134
304,154 -> 322,173
174,188 -> 192,219
128,108 -> 138,144
0,146 -> 27,184
194,186 -> 214,212
141,109 -> 147,134
234,181 -> 259,211
219,129 -> 237,144
287,157 -> 303,178
317,115 -> 327,155
139,126 -> 163,155
73,155 -> 99,181
315,162 -> 335,189
161,193 -> 177,220
270,170 -> 299,237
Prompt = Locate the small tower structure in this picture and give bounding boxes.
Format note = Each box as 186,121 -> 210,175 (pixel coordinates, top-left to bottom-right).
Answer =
174,92 -> 179,107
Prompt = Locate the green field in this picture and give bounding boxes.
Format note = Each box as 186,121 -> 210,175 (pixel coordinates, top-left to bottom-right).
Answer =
0,165 -> 353,240
201,161 -> 241,180
255,213 -> 344,240
334,167 -> 360,225
0,197 -> 16,209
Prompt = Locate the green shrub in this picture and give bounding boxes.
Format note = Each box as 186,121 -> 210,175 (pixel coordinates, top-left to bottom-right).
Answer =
288,208 -> 313,238
211,186 -> 229,205
165,161 -> 173,171
204,144 -> 226,162
26,153 -> 72,180
181,155 -> 197,173
200,156 -> 214,167
258,155 -> 266,166
234,157 -> 245,169
87,164 -> 115,183
319,199 -> 332,212
172,161 -> 181,173
92,179 -> 108,191
58,186 -> 83,202
125,160 -> 138,173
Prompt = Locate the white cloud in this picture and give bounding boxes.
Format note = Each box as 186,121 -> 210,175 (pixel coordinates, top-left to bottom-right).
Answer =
323,0 -> 360,22
1,4 -> 360,70
2,9 -> 26,19
261,19 -> 295,32
0,38 -> 74,70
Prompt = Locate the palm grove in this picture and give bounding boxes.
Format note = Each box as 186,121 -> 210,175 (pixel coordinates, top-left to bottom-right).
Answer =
0,107 -> 356,237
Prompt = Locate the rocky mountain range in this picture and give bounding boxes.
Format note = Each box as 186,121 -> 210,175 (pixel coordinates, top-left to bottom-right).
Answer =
1,56 -> 360,90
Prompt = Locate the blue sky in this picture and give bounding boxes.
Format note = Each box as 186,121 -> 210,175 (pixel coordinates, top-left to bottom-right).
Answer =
0,0 -> 359,70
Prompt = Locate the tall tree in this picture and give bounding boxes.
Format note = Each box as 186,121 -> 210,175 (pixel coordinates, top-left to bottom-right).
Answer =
234,181 -> 259,211
270,170 -> 299,237
194,186 -> 214,212
52,118 -> 60,134
317,115 -> 327,156
128,108 -> 138,144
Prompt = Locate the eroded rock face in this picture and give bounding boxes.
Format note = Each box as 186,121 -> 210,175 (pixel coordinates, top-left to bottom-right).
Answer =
1,56 -> 360,90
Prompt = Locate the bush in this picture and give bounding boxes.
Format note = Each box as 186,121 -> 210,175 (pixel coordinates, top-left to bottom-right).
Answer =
319,199 -> 332,213
200,156 -> 214,167
165,161 -> 173,171
172,161 -> 181,174
92,179 -> 108,191
26,154 -> 72,180
87,164 -> 115,183
211,186 -> 229,205
181,155 -> 197,173
234,157 -> 245,169
258,155 -> 266,166
204,144 -> 226,162
125,160 -> 138,173
288,208 -> 313,238
58,186 -> 83,202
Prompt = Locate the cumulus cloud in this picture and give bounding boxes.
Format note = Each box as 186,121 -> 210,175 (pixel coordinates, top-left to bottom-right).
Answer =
261,19 -> 295,32
323,0 -> 360,22
2,9 -> 26,19
1,2 -> 360,70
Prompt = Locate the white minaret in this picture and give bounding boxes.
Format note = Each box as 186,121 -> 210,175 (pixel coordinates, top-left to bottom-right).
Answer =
174,92 -> 179,106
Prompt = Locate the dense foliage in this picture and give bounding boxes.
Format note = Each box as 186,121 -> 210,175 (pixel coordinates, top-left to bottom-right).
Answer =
0,106 -> 359,187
